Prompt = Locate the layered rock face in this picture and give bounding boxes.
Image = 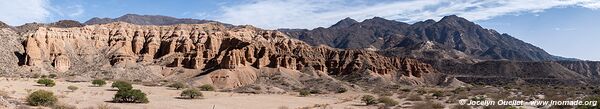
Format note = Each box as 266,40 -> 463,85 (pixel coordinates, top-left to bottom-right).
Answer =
20,22 -> 444,88
558,61 -> 600,80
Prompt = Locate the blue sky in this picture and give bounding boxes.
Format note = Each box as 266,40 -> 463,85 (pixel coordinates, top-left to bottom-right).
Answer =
0,0 -> 599,61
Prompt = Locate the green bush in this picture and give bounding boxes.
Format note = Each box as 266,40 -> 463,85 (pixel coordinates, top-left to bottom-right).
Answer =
92,79 -> 107,87
168,82 -> 187,90
27,90 -> 57,106
299,90 -> 311,97
37,78 -> 55,87
111,81 -> 132,91
113,89 -> 148,103
361,95 -> 377,105
198,84 -> 215,91
67,85 -> 78,92
180,88 -> 203,99
378,96 -> 399,106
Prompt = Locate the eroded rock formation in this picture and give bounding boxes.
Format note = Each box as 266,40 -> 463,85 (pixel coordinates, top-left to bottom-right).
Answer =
21,22 -> 444,88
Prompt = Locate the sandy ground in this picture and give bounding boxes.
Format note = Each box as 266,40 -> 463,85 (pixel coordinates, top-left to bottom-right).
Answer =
0,77 -> 373,109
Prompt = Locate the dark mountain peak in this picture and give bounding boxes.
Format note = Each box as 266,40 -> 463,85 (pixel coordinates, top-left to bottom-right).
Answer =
437,15 -> 475,26
363,17 -> 392,23
330,17 -> 358,28
117,14 -> 173,20
424,19 -> 436,23
0,21 -> 9,28
360,17 -> 410,27
411,19 -> 437,27
432,15 -> 481,30
121,13 -> 143,17
84,17 -> 115,25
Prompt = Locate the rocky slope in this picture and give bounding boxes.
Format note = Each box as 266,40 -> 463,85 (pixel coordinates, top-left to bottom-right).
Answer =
281,15 -> 600,85
281,15 -> 564,61
4,22 -> 457,92
557,61 -> 600,80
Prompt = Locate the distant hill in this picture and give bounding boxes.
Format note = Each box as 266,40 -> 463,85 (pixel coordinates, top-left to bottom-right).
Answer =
84,14 -> 231,26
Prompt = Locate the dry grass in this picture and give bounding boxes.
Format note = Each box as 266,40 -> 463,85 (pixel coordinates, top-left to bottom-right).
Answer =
412,101 -> 445,109
0,90 -> 8,97
52,103 -> 77,109
406,94 -> 423,101
96,103 -> 120,109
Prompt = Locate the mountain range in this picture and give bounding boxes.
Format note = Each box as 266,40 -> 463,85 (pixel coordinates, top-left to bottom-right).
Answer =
280,15 -> 570,62
0,14 -> 597,90
84,14 -> 230,26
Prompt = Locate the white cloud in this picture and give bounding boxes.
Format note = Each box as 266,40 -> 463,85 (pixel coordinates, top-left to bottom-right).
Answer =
216,0 -> 600,29
68,5 -> 85,17
0,0 -> 50,25
0,0 -> 86,26
48,4 -> 85,18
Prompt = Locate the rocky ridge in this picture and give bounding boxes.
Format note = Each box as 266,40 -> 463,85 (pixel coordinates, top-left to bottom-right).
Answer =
282,15 -> 565,62
10,22 -> 454,91
84,14 -> 228,26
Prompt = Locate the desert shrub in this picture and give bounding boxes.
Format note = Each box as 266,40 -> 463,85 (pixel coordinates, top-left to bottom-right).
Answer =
452,105 -> 472,109
336,87 -> 347,93
67,85 -> 78,92
111,81 -> 132,91
37,78 -> 56,87
92,79 -> 107,87
41,75 -> 48,78
432,91 -> 445,98
168,82 -> 187,90
452,87 -> 468,94
361,95 -> 377,105
406,95 -> 423,101
415,88 -> 427,95
198,84 -> 215,91
299,90 -> 311,97
27,90 -> 57,106
471,95 -> 486,101
377,96 -> 398,106
309,89 -> 321,94
577,96 -> 600,109
48,74 -> 58,78
180,88 -> 203,99
112,89 -> 148,103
